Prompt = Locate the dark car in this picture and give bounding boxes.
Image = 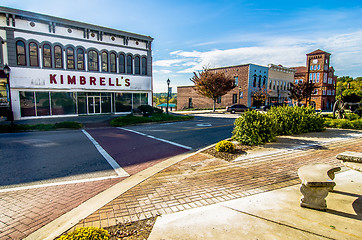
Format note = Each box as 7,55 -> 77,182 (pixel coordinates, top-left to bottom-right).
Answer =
226,104 -> 251,114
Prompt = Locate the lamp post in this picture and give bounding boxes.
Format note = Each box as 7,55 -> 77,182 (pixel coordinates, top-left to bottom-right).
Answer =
166,78 -> 170,114
3,64 -> 13,125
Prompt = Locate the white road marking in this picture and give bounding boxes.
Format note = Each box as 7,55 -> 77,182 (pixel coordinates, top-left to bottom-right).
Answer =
82,130 -> 130,177
118,127 -> 193,150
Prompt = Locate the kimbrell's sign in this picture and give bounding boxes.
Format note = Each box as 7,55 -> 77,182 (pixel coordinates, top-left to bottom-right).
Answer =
10,68 -> 151,91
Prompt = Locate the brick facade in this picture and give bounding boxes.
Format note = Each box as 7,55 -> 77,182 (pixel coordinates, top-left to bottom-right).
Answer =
177,64 -> 251,110
291,49 -> 337,110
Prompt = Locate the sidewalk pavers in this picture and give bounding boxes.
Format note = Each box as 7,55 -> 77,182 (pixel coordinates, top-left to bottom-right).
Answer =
72,135 -> 362,232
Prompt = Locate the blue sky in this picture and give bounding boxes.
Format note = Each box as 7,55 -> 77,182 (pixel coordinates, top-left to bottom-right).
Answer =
2,0 -> 362,92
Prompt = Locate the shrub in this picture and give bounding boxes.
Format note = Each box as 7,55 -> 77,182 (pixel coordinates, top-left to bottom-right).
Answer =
54,121 -> 83,129
215,140 -> 235,153
58,227 -> 110,240
267,106 -> 325,135
138,105 -> 154,117
153,107 -> 164,114
324,118 -> 362,130
345,113 -> 360,121
232,110 -> 277,146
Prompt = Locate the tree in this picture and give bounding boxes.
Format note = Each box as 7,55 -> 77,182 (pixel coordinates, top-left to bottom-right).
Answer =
251,88 -> 268,107
191,67 -> 235,111
289,81 -> 317,106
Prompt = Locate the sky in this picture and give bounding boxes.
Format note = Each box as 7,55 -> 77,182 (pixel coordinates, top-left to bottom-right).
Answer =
2,0 -> 362,92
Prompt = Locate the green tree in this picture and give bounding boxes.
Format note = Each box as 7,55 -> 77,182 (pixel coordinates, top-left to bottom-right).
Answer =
289,81 -> 317,106
191,67 -> 235,112
251,88 -> 268,107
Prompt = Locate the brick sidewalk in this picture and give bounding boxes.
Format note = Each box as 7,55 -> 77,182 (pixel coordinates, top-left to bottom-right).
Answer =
73,137 -> 362,230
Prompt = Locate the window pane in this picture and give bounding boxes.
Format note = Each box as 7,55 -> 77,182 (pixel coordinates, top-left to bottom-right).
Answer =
36,92 -> 50,116
16,40 -> 26,66
29,42 -> 39,67
142,57 -> 147,75
43,44 -> 52,68
77,95 -> 87,114
119,54 -> 125,73
133,93 -> 141,108
54,46 -> 63,68
20,91 -> 35,117
114,93 -> 132,112
135,56 -> 140,75
101,94 -> 112,113
141,93 -> 148,105
127,55 -> 132,74
77,49 -> 84,70
88,50 -> 99,71
67,48 -> 75,69
51,92 -> 76,115
110,53 -> 116,72
102,52 -> 108,72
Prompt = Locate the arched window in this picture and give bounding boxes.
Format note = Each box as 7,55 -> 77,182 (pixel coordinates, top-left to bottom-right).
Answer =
88,50 -> 99,71
29,42 -> 39,67
134,56 -> 140,75
66,47 -> 75,69
263,76 -> 266,88
16,40 -> 26,66
43,44 -> 52,68
258,75 -> 262,88
119,54 -> 125,73
77,48 -> 85,70
253,74 -> 257,87
110,53 -> 116,73
127,54 -> 133,74
142,57 -> 147,75
54,45 -> 63,68
101,51 -> 108,72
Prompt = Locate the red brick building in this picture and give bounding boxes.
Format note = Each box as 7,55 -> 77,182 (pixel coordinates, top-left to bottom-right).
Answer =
292,49 -> 337,110
177,64 -> 268,110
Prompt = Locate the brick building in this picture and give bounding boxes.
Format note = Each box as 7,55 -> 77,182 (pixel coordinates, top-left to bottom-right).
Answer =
177,64 -> 268,110
291,49 -> 337,110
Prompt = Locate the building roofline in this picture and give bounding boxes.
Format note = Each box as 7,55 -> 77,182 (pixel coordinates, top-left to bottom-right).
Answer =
0,6 -> 153,42
210,63 -> 267,71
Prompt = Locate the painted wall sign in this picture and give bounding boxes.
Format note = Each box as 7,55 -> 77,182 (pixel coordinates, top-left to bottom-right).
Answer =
10,67 -> 152,91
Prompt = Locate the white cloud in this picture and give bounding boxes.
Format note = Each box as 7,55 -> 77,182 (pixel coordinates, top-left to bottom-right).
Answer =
153,69 -> 172,74
153,59 -> 185,67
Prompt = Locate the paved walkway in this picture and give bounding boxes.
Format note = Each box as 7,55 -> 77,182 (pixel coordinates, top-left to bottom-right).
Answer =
1,128 -> 361,239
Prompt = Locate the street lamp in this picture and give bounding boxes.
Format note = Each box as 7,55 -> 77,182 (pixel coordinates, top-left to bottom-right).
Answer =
166,78 -> 170,114
3,64 -> 14,125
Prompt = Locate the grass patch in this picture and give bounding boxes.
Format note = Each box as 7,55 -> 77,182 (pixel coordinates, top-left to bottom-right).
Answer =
110,113 -> 194,127
0,121 -> 83,133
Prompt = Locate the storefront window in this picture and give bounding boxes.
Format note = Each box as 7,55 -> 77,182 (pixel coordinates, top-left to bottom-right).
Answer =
54,45 -> 63,68
36,92 -> 50,116
51,92 -> 76,115
67,47 -> 75,69
77,48 -> 85,70
0,78 -> 8,107
114,93 -> 132,112
43,44 -> 52,68
77,94 -> 87,114
29,42 -> 39,67
133,93 -> 141,109
101,93 -> 112,113
141,93 -> 148,105
20,91 -> 36,117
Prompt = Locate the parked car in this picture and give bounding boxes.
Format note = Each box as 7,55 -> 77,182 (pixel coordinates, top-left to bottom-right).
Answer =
226,104 -> 251,114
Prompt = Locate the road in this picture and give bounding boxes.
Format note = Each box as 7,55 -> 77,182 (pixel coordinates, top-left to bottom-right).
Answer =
0,115 -> 236,191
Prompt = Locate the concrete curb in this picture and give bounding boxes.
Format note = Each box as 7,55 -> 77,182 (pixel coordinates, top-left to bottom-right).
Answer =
24,148 -> 207,240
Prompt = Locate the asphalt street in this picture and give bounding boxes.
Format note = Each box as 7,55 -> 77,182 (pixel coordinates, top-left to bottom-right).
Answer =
0,115 -> 236,191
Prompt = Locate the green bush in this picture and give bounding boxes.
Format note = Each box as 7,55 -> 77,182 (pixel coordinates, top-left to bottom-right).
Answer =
54,121 -> 83,129
324,118 -> 362,130
138,105 -> 154,117
345,113 -> 360,121
232,110 -> 277,146
215,140 -> 235,153
110,113 -> 194,127
58,227 -> 109,240
153,107 -> 164,114
267,106 -> 325,135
